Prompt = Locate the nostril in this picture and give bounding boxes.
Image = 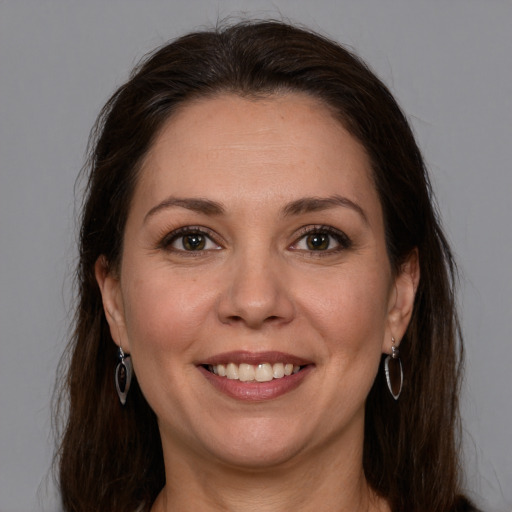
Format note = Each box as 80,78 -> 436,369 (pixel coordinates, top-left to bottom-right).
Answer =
217,277 -> 295,328
224,313 -> 287,327
229,314 -> 280,321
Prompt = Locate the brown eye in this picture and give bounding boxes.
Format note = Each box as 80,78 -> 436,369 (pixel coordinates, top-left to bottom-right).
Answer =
306,233 -> 330,250
163,228 -> 221,252
182,233 -> 206,251
290,226 -> 352,254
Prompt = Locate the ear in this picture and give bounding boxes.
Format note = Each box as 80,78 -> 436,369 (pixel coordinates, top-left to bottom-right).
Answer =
383,249 -> 420,353
95,255 -> 130,352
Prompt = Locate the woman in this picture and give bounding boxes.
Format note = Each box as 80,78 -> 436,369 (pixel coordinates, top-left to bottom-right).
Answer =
56,21 -> 476,511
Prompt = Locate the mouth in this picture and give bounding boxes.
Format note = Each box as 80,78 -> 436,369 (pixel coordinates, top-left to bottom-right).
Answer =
203,362 -> 303,382
198,351 -> 313,401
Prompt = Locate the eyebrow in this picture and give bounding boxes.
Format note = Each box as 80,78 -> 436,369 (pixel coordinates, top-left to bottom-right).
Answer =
144,197 -> 225,222
282,195 -> 368,224
144,194 -> 367,224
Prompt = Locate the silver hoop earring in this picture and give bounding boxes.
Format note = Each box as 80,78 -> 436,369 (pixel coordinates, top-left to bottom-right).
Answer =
115,346 -> 132,405
384,337 -> 403,400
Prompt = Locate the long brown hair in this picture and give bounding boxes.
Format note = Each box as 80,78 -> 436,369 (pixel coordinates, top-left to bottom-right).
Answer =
56,20 -> 471,511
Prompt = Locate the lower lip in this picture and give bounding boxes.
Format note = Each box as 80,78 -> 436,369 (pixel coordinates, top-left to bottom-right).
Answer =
198,365 -> 313,401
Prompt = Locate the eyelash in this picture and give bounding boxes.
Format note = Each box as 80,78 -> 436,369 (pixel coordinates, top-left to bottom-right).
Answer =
290,225 -> 352,255
158,225 -> 352,255
158,226 -> 222,254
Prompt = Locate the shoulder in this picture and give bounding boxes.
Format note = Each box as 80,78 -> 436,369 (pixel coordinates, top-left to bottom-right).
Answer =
453,495 -> 482,512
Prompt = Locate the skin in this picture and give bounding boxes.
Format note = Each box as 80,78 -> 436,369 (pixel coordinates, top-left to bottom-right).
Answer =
96,93 -> 419,512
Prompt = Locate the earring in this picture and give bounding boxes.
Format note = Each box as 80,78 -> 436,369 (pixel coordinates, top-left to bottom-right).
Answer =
115,346 -> 132,405
384,337 -> 403,400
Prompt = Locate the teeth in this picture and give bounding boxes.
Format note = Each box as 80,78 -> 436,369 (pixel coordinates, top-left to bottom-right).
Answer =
239,363 -> 255,382
226,363 -> 239,380
273,363 -> 285,378
255,363 -> 274,382
208,362 -> 301,382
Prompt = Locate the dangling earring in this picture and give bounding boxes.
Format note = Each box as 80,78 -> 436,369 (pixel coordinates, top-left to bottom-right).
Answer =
384,337 -> 403,400
115,346 -> 132,405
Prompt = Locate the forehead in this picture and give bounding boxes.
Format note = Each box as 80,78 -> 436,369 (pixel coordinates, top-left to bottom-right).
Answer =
133,92 -> 380,219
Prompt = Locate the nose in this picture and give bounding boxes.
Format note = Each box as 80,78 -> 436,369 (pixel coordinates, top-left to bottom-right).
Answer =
217,250 -> 295,329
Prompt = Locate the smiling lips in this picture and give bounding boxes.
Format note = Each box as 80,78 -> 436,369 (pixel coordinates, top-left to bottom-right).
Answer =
200,351 -> 312,401
207,362 -> 301,382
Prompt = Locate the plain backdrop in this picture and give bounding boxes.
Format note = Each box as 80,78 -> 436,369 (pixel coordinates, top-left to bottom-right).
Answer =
0,1 -> 511,511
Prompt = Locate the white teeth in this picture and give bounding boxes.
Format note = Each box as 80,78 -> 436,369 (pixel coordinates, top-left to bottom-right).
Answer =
217,364 -> 226,377
255,363 -> 274,382
239,363 -> 255,382
208,362 -> 302,381
226,362 -> 239,380
272,363 -> 285,378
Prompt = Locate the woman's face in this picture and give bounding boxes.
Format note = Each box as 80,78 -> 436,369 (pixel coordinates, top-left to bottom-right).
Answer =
98,93 -> 416,470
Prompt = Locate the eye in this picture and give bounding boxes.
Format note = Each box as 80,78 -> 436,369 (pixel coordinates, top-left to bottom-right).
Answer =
291,226 -> 352,253
303,233 -> 331,251
161,227 -> 221,252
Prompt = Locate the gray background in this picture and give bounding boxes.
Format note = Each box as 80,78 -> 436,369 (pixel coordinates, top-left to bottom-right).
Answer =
1,1 -> 511,511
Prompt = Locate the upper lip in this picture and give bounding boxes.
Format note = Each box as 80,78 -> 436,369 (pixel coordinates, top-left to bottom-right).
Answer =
200,351 -> 313,366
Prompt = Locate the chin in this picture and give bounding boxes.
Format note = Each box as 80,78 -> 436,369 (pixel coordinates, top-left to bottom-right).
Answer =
199,419 -> 311,470
211,443 -> 304,471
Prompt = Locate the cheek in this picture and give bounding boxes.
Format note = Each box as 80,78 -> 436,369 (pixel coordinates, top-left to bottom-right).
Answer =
300,265 -> 391,356
119,267 -> 219,413
121,266 -> 216,357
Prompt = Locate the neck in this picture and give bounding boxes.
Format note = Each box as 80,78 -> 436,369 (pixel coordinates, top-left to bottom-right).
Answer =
151,432 -> 389,512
